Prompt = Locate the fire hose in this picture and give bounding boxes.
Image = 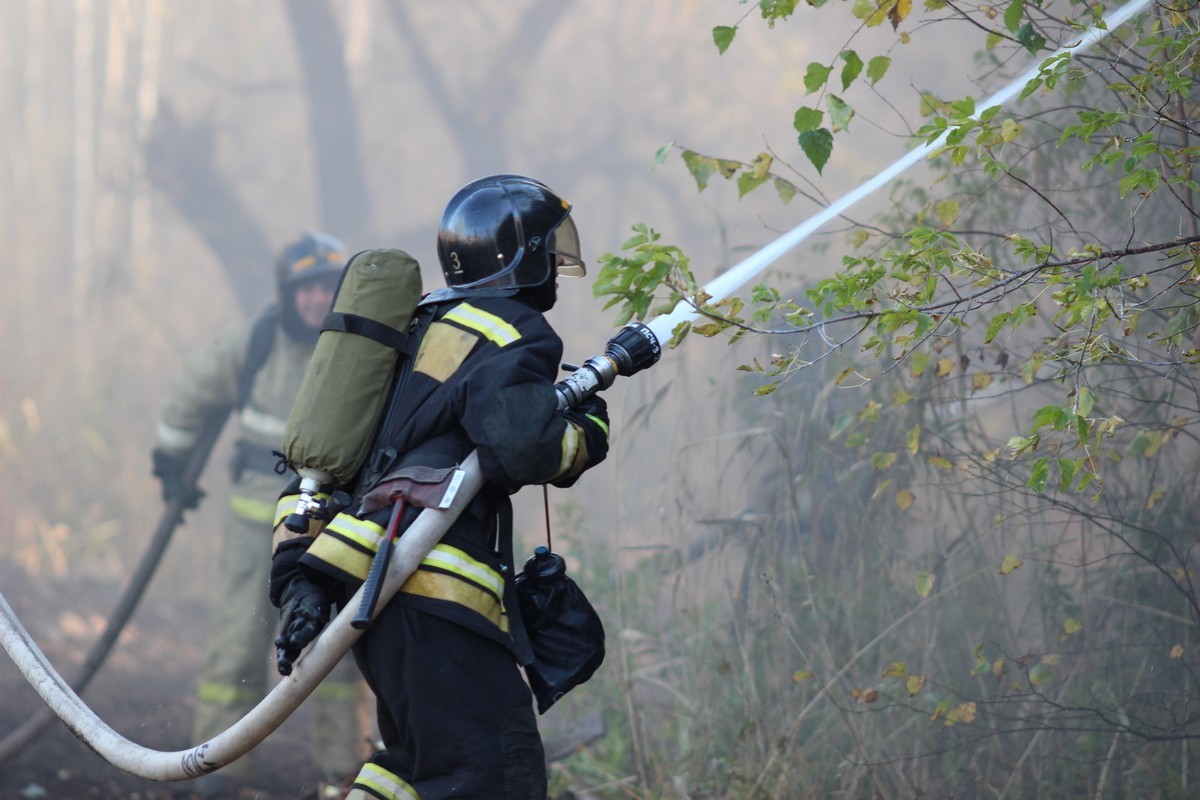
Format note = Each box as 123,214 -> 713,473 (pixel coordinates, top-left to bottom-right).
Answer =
0,411 -> 229,763
0,0 -> 1149,777
0,451 -> 484,780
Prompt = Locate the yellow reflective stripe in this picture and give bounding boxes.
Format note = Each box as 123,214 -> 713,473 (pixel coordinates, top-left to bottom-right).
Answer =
353,762 -> 420,800
312,681 -> 360,702
557,420 -> 581,477
230,494 -> 276,523
422,544 -> 504,599
274,492 -> 332,528
443,302 -> 520,347
402,570 -> 508,632
197,681 -> 259,706
307,533 -> 374,580
586,413 -> 609,437
326,514 -> 386,552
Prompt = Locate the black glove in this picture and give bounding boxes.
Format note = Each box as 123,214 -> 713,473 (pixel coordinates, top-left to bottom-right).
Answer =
151,448 -> 203,509
573,395 -> 609,428
270,539 -> 332,676
560,394 -> 610,471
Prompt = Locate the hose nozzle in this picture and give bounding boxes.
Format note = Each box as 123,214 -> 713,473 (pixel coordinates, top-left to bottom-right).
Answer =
555,322 -> 661,409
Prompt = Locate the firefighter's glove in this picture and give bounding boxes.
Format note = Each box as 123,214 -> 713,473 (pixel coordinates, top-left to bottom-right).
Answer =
270,539 -> 332,676
562,394 -> 610,466
151,448 -> 203,509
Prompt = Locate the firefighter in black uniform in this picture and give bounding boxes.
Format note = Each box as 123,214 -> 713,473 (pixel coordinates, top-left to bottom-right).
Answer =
268,175 -> 610,799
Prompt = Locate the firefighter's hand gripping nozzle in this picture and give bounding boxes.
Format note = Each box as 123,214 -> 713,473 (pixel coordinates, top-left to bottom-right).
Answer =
555,322 -> 662,410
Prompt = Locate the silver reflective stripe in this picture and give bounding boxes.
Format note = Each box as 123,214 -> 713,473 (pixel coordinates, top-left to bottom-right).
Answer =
155,422 -> 197,452
423,544 -> 504,598
326,515 -> 387,551
238,406 -> 288,439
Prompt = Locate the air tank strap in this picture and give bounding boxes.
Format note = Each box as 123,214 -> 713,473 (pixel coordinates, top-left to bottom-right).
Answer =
320,312 -> 415,356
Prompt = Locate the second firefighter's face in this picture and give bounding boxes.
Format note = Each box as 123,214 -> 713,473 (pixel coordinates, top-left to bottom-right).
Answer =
294,279 -> 335,330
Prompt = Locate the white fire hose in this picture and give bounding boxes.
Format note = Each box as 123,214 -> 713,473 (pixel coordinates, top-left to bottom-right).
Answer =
0,0 -> 1151,778
0,452 -> 483,781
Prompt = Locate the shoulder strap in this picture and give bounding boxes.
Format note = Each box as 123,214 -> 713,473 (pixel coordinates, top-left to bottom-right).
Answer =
352,305 -> 439,496
320,311 -> 416,357
237,305 -> 280,410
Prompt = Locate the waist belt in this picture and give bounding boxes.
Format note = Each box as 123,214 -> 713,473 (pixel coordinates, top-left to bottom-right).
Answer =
231,440 -> 284,478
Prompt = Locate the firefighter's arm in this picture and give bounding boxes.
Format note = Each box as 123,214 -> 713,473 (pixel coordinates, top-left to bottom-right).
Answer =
458,326 -> 609,488
269,521 -> 334,676
155,323 -> 249,454
151,323 -> 250,501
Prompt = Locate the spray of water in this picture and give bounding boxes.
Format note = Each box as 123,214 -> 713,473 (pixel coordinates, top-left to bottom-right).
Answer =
646,0 -> 1155,345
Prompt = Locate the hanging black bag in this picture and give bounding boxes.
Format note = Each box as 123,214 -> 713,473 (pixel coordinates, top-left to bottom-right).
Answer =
514,546 -> 606,714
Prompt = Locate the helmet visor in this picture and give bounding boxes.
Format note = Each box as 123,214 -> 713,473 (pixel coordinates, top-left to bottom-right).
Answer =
548,216 -> 586,278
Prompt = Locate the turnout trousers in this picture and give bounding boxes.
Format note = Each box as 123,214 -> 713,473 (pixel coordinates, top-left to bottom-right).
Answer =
346,599 -> 546,800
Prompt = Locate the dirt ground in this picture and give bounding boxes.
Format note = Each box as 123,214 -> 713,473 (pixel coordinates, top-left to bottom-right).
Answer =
0,560 -> 342,800
0,554 -> 608,800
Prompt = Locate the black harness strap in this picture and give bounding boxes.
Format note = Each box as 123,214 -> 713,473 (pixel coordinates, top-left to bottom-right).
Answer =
320,311 -> 414,356
237,305 -> 280,410
489,488 -> 535,667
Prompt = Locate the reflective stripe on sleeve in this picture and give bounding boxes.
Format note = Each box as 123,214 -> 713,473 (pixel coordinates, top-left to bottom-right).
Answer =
155,422 -> 197,452
443,302 -> 521,347
237,406 -> 288,440
304,513 -> 387,580
554,420 -> 583,479
229,493 -> 277,524
274,492 -> 333,528
350,762 -> 420,800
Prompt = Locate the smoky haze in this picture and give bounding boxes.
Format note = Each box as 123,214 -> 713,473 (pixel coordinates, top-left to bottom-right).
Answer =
0,1 -> 993,795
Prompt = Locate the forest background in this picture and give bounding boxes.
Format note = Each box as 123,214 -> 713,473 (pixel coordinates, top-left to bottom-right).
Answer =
1,1 -> 1197,799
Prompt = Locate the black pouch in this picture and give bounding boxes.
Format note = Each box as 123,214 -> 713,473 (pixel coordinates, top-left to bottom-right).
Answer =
514,547 -> 606,714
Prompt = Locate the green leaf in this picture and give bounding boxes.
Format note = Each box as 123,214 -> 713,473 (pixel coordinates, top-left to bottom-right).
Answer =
872,451 -> 897,469
804,62 -> 833,94
1032,405 -> 1070,432
651,143 -> 674,171
830,412 -> 855,439
935,199 -> 960,227
737,170 -> 771,198
774,178 -> 797,203
799,128 -> 834,174
984,311 -> 1012,344
1058,458 -> 1077,492
1029,662 -> 1054,687
681,150 -> 720,191
793,106 -> 823,134
1027,458 -> 1050,492
760,0 -> 800,21
1075,387 -> 1097,416
1000,554 -> 1023,574
907,424 -> 921,455
827,95 -> 854,132
914,570 -> 935,598
1016,22 -> 1046,53
713,26 -> 737,55
1003,0 -> 1024,33
840,50 -> 863,90
866,55 -> 891,85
